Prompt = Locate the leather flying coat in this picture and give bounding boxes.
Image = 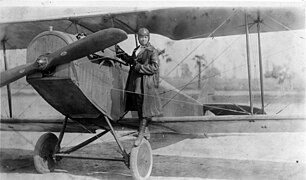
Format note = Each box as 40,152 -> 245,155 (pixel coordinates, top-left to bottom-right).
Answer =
118,43 -> 162,117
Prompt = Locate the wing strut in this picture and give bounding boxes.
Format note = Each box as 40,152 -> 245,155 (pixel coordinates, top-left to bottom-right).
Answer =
256,11 -> 265,114
2,40 -> 12,117
245,9 -> 253,115
134,34 -> 138,47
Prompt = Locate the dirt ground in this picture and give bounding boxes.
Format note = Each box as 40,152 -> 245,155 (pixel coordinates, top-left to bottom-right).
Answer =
0,131 -> 305,180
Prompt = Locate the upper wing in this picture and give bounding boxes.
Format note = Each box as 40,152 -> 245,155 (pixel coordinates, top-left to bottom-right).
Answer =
0,7 -> 304,50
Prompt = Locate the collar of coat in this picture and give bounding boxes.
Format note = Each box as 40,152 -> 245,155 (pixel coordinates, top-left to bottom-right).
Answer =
135,42 -> 154,52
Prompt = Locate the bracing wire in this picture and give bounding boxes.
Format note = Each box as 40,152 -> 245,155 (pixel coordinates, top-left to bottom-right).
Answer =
60,132 -> 84,149
16,96 -> 41,118
164,8 -> 239,77
2,106 -> 9,117
258,19 -> 305,113
0,81 -> 31,101
67,23 -> 259,114
73,61 -> 251,115
160,63 -> 246,95
2,42 -> 298,122
162,28 -> 253,108
2,8 -> 304,151
264,13 -> 305,40
160,19 -> 258,107
276,103 -> 291,115
3,55 -> 247,121
262,43 -> 304,63
1,83 -> 32,118
60,121 -> 123,155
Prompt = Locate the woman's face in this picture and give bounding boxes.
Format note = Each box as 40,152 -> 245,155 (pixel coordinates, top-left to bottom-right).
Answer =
138,35 -> 149,46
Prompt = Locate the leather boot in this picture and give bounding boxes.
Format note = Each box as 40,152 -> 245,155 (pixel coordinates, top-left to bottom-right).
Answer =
134,118 -> 148,147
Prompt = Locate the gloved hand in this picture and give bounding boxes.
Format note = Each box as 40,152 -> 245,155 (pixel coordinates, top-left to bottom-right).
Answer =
130,59 -> 137,66
132,61 -> 141,72
115,45 -> 125,57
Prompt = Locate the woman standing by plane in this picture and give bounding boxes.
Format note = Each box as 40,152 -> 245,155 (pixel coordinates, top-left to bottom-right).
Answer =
116,27 -> 162,147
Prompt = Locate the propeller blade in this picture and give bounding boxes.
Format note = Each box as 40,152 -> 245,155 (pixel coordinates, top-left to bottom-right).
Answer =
0,62 -> 37,87
45,28 -> 127,69
0,28 -> 127,88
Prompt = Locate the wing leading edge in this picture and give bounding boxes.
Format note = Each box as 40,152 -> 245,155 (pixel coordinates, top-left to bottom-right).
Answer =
119,115 -> 306,135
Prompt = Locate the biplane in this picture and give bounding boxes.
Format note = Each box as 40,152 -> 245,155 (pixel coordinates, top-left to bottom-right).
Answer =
0,5 -> 305,180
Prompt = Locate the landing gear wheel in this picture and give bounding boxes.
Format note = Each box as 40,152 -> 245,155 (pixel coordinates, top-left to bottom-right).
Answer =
33,133 -> 59,173
130,139 -> 153,180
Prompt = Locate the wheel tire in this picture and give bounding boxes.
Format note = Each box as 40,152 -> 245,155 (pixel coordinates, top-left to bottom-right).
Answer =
33,133 -> 58,173
130,139 -> 153,180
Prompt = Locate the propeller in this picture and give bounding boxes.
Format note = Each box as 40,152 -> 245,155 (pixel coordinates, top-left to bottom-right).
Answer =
0,28 -> 127,87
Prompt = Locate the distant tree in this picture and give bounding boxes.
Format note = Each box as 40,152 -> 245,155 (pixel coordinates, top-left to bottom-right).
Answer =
192,54 -> 207,89
198,66 -> 221,103
265,64 -> 295,90
166,57 -> 172,63
158,48 -> 171,63
165,40 -> 174,47
203,67 -> 221,79
163,56 -> 180,77
193,54 -> 207,69
157,48 -> 166,56
180,63 -> 192,78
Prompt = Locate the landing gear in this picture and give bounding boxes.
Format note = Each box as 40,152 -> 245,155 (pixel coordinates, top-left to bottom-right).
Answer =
130,139 -> 153,180
32,115 -> 153,180
33,133 -> 58,173
103,115 -> 153,179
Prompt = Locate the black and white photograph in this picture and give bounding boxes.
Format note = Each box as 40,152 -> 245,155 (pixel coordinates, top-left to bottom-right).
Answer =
0,0 -> 305,179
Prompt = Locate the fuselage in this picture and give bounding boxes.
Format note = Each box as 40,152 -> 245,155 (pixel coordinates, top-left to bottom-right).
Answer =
26,30 -> 204,125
